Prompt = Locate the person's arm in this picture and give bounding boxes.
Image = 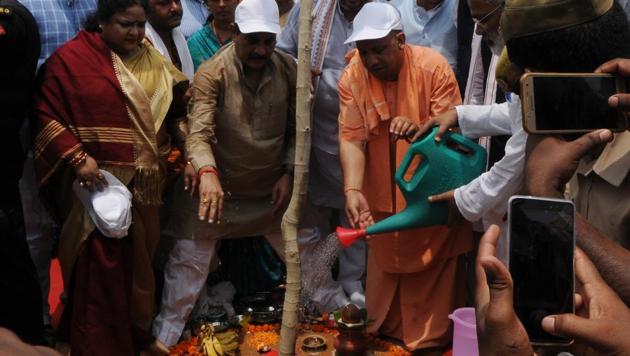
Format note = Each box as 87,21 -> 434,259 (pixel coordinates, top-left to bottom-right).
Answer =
542,247 -> 630,354
275,4 -> 300,58
33,54 -> 106,189
475,225 -> 535,356
523,129 -> 630,304
269,56 -> 298,215
575,213 -> 630,306
340,140 -> 365,193
456,101 -> 513,138
338,72 -> 373,228
186,64 -> 224,222
186,66 -> 219,171
166,81 -> 191,154
453,122 -> 527,222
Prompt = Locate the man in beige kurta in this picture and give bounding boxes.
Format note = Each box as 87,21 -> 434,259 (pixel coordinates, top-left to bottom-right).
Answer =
153,0 -> 348,346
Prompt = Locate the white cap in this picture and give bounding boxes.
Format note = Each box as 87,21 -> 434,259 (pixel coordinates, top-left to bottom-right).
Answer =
73,170 -> 133,239
235,0 -> 281,34
344,3 -> 403,44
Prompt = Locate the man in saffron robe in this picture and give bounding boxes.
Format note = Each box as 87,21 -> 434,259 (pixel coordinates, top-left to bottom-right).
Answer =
338,3 -> 472,352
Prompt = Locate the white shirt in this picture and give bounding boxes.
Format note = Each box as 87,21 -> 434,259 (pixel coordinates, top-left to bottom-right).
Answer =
178,0 -> 210,39
144,23 -> 195,80
454,95 -> 527,261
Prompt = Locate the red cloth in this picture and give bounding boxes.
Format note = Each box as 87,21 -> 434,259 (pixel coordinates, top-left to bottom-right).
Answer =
32,30 -> 135,184
65,232 -> 153,356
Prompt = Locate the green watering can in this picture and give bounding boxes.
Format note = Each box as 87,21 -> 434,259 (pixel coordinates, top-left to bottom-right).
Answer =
336,127 -> 487,247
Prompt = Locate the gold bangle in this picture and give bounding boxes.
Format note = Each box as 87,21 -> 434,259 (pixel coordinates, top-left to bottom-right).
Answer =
69,151 -> 87,168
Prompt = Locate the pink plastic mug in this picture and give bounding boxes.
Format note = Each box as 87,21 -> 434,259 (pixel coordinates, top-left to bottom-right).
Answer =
448,307 -> 479,356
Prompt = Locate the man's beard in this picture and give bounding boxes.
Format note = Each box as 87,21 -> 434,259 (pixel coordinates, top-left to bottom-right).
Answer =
484,31 -> 505,56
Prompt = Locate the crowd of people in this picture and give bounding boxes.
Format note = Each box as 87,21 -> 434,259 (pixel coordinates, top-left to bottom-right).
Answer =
0,0 -> 628,355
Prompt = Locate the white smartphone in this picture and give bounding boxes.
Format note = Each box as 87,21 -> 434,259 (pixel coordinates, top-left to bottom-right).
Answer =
520,72 -> 629,133
507,195 -> 575,346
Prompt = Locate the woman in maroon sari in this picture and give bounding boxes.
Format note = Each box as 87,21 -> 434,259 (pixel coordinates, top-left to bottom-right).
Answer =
32,0 -> 188,354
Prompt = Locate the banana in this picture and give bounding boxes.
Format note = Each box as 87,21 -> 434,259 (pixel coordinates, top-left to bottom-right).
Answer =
199,324 -> 240,356
202,337 -> 218,356
212,335 -> 224,355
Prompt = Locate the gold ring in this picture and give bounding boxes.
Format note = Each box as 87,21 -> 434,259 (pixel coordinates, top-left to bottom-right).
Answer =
211,201 -> 218,206
202,199 -> 209,203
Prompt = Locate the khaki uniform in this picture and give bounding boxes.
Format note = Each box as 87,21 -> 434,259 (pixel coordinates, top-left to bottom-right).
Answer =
569,131 -> 630,248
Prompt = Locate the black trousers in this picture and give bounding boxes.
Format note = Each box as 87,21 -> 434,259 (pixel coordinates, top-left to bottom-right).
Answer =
0,200 -> 44,345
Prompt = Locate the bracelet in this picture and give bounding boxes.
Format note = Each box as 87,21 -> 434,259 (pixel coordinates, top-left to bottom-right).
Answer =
344,187 -> 362,194
198,166 -> 219,179
68,151 -> 88,168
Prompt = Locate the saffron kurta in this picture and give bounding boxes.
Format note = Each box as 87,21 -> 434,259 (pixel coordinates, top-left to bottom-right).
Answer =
338,45 -> 473,350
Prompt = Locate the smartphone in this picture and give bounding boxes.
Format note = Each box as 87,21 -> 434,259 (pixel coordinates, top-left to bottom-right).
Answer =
521,72 -> 629,133
508,196 -> 575,346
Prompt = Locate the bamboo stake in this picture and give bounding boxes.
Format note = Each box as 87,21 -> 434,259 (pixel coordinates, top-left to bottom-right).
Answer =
278,0 -> 313,353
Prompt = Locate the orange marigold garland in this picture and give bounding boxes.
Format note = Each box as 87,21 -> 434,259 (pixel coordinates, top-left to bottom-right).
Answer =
169,337 -> 203,356
367,334 -> 411,356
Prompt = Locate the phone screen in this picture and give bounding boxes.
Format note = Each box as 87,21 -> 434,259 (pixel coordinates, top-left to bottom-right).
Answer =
533,76 -> 625,131
509,197 -> 574,344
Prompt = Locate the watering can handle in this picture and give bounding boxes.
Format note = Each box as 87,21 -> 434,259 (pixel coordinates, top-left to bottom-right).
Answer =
395,149 -> 428,196
442,131 -> 486,158
394,126 -> 439,196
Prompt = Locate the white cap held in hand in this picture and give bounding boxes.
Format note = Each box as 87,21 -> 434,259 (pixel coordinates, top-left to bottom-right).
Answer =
344,2 -> 403,44
73,170 -> 133,239
235,0 -> 281,34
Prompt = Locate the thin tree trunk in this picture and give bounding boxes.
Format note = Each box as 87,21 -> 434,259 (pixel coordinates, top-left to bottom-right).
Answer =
278,0 -> 313,353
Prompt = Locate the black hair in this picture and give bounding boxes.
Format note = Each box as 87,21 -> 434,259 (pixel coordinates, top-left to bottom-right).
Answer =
506,1 -> 630,72
84,0 -> 148,32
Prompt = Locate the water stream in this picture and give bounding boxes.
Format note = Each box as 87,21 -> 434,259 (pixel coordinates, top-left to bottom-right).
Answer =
300,232 -> 342,310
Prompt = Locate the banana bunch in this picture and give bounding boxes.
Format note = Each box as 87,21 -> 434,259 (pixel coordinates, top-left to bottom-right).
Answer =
215,330 -> 239,354
202,333 -> 222,356
199,324 -> 239,356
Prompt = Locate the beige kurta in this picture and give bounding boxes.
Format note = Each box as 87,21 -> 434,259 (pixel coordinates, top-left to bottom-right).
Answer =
569,131 -> 630,247
165,43 -> 297,240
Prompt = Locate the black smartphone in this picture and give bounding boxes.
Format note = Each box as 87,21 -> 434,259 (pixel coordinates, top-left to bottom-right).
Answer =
521,73 -> 629,133
508,196 -> 575,345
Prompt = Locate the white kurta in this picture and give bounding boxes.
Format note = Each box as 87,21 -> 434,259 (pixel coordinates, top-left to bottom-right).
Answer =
454,95 -> 527,261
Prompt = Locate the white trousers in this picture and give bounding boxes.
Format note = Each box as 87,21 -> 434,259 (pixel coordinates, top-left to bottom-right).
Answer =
153,228 -> 350,346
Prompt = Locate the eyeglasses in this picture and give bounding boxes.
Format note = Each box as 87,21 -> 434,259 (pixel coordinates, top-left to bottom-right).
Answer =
473,2 -> 504,25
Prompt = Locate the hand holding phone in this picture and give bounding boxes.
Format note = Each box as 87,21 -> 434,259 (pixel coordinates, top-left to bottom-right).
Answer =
597,58 -> 630,113
508,196 -> 575,346
541,248 -> 630,353
524,129 -> 614,198
475,225 -> 534,356
521,73 -> 629,133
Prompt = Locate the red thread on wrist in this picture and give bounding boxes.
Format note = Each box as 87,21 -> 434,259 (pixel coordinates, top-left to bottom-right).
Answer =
344,188 -> 362,195
198,166 -> 219,179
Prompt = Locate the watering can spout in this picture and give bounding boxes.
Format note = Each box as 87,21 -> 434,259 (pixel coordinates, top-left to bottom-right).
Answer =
336,227 -> 367,248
